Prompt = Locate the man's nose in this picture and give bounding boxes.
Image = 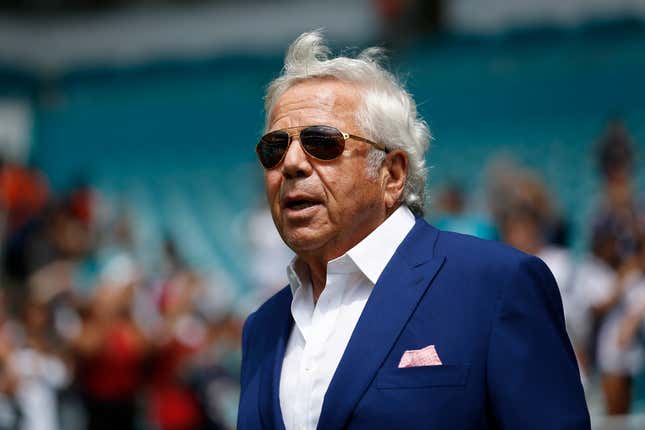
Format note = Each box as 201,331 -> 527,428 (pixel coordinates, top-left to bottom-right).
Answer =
281,137 -> 312,179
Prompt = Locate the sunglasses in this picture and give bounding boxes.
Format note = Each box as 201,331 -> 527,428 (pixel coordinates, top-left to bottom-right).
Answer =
256,125 -> 387,169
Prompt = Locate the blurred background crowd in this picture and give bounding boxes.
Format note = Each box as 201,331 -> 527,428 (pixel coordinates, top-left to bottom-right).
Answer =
1,0 -> 645,429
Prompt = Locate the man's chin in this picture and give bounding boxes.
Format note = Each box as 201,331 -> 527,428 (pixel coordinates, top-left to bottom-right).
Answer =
281,228 -> 330,255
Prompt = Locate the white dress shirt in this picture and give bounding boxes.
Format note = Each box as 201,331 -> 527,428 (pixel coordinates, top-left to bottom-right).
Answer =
279,205 -> 416,430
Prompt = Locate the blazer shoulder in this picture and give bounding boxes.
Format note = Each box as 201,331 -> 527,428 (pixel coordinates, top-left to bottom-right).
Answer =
434,228 -> 533,269
432,228 -> 558,298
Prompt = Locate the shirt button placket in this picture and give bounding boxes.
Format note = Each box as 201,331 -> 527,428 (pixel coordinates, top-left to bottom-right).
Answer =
300,345 -> 315,429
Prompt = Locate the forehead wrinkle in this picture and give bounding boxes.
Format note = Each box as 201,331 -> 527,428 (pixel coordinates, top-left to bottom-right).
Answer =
271,106 -> 331,129
269,80 -> 363,131
270,95 -> 336,128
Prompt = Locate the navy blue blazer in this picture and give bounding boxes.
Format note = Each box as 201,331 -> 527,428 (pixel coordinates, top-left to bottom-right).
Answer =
238,219 -> 590,429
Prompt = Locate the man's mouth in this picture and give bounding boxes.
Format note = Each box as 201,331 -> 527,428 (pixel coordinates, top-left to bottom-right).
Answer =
285,200 -> 318,210
282,195 -> 322,213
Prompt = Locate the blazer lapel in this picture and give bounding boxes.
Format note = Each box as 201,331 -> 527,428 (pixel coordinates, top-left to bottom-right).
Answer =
317,220 -> 445,430
258,292 -> 293,430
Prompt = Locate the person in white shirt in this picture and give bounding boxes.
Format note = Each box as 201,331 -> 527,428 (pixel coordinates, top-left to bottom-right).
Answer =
582,239 -> 645,416
237,30 -> 589,430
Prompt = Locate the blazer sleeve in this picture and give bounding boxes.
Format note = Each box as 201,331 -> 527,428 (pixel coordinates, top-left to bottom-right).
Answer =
238,312 -> 255,407
486,255 -> 591,429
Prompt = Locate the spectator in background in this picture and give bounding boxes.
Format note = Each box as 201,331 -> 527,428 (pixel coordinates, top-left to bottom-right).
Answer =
499,203 -> 573,286
591,119 -> 644,267
487,158 -> 570,247
575,120 -> 645,415
147,270 -> 206,430
1,158 -> 53,313
72,257 -> 146,430
592,237 -> 645,415
487,159 -> 576,298
145,261 -> 241,430
3,197 -> 91,317
8,300 -> 69,430
0,158 -> 49,235
570,226 -> 620,382
192,312 -> 243,426
432,182 -> 496,240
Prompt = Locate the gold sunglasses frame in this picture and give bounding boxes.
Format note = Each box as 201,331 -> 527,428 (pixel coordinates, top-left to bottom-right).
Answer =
256,125 -> 388,169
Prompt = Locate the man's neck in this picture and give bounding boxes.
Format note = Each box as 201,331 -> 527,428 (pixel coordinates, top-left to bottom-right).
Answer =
296,205 -> 404,303
308,261 -> 327,304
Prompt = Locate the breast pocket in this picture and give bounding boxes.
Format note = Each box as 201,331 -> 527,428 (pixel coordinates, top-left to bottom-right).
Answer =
376,364 -> 470,389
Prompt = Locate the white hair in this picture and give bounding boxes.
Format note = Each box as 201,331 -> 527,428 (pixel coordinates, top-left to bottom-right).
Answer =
264,30 -> 431,216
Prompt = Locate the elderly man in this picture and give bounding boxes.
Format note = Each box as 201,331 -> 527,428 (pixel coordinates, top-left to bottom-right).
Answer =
238,31 -> 590,430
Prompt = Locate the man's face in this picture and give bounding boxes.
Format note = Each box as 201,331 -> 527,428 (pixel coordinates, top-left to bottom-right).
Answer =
264,78 -> 387,261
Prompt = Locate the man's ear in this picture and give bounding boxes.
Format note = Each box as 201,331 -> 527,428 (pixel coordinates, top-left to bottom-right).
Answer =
381,150 -> 408,210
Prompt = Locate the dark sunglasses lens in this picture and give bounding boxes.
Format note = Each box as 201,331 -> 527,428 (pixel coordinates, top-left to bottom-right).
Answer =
301,126 -> 345,160
257,131 -> 289,168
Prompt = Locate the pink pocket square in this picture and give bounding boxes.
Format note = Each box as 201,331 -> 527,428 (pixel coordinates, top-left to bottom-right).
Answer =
398,345 -> 443,368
